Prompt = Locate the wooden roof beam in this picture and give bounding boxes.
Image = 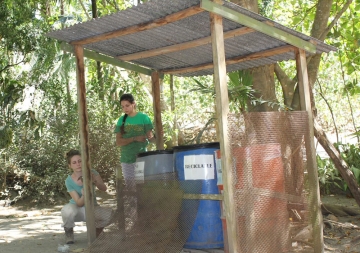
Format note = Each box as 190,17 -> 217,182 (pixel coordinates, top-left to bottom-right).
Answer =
61,42 -> 154,76
71,5 -> 204,46
119,26 -> 256,61
201,0 -> 317,54
161,45 -> 296,75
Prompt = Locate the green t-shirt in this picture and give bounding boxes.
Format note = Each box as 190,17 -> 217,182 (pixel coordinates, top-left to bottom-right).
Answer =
65,169 -> 98,205
114,112 -> 154,163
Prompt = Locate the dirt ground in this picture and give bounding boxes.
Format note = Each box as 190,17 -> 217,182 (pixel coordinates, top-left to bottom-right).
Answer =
1,192 -> 360,253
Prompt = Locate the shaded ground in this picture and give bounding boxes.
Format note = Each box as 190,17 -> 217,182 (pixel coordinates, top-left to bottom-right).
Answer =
1,192 -> 360,253
321,194 -> 360,253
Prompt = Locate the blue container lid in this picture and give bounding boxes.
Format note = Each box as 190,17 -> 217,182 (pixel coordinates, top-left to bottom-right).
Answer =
137,149 -> 173,158
173,142 -> 220,151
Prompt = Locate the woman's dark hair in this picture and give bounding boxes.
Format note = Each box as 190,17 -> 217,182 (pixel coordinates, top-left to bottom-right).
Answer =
66,149 -> 81,164
120,94 -> 135,135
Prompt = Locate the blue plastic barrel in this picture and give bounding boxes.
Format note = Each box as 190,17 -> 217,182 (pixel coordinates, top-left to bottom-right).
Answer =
136,150 -> 174,181
173,142 -> 224,249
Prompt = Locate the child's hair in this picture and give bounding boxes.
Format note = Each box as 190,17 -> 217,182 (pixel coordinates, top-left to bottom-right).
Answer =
120,94 -> 135,135
66,149 -> 81,164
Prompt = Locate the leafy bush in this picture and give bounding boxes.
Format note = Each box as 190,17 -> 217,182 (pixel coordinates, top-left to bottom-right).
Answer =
334,142 -> 360,190
1,99 -> 121,205
317,142 -> 360,195
317,155 -> 342,194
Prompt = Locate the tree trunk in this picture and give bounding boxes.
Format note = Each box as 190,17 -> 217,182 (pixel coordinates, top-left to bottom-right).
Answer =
248,64 -> 279,112
92,0 -> 104,101
231,0 -> 278,112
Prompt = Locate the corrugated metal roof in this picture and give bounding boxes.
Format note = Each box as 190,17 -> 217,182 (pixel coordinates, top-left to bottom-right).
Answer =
46,0 -> 336,77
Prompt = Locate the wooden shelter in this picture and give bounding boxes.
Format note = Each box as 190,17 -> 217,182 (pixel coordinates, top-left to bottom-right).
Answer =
46,0 -> 336,252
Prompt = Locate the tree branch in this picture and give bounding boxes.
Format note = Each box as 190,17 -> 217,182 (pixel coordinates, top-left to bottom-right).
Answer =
274,63 -> 297,107
316,79 -> 339,142
319,0 -> 353,41
78,0 -> 91,20
0,57 -> 27,73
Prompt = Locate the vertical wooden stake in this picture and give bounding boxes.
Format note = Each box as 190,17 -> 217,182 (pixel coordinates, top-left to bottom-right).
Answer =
151,71 -> 164,150
210,11 -> 238,253
170,74 -> 178,147
296,48 -> 324,253
74,45 -> 96,244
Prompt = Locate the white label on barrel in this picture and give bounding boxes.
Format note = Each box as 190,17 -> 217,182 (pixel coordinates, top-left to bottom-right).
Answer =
183,154 -> 215,180
135,161 -> 145,184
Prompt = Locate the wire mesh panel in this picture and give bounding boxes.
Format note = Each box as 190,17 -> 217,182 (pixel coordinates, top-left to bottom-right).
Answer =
84,111 -> 317,252
228,111 -> 315,253
86,144 -> 224,253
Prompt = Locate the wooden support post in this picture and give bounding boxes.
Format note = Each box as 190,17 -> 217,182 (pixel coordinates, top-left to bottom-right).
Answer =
74,45 -> 96,244
170,74 -> 178,147
210,10 -> 238,253
296,49 -> 324,252
151,71 -> 164,150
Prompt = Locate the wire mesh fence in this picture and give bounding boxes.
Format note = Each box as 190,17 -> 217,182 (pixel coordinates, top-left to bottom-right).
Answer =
85,111 -> 318,253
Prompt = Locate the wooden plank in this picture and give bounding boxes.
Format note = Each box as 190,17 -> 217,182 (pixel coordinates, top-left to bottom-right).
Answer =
235,188 -> 304,203
61,42 -> 153,76
151,71 -> 164,150
169,75 -> 178,146
73,45 -> 96,244
71,5 -> 204,45
183,193 -> 223,200
296,49 -> 324,252
210,11 -> 238,253
119,26 -> 255,61
201,0 -> 317,53
162,45 -> 296,75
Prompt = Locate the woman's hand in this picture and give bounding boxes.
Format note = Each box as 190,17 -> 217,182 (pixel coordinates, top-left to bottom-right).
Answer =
134,135 -> 147,142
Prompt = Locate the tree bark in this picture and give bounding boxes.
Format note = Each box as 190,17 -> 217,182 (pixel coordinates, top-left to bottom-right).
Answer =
274,63 -> 296,107
230,0 -> 258,12
231,0 -> 278,112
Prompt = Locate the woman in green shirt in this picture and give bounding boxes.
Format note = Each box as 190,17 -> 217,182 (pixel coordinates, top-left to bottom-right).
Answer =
114,94 -> 156,185
114,94 -> 156,230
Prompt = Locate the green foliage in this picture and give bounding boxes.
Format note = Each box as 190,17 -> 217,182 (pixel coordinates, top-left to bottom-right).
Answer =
87,99 -> 121,185
334,142 -> 360,189
228,70 -> 256,112
2,98 -> 121,204
317,155 -> 342,194
0,126 -> 13,149
343,79 -> 360,96
317,140 -> 360,195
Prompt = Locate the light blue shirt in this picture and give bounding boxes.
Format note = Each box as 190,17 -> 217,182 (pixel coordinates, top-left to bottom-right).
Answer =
65,169 -> 99,205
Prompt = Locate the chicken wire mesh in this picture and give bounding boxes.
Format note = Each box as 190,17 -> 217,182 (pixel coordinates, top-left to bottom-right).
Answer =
229,111 -> 317,253
84,111 -> 318,253
86,145 -> 224,253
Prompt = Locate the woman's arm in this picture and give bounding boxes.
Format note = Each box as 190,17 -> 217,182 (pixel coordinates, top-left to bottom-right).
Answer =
146,130 -> 156,144
116,133 -> 147,146
69,190 -> 85,207
92,173 -> 107,191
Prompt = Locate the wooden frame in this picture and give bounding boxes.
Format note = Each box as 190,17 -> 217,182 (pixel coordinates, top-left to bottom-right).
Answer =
210,9 -> 238,252
296,49 -> 324,252
74,45 -> 97,243
66,1 -> 325,251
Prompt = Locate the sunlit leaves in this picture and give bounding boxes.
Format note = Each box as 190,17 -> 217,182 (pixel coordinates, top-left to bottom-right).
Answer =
343,79 -> 360,96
